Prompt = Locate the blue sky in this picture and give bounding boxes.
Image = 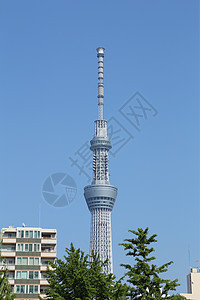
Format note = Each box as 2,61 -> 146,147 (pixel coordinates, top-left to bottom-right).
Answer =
0,0 -> 199,294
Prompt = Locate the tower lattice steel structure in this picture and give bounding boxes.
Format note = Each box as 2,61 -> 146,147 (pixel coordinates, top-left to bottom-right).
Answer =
84,47 -> 118,274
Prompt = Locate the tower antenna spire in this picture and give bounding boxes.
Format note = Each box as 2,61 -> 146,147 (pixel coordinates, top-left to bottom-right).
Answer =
96,47 -> 105,120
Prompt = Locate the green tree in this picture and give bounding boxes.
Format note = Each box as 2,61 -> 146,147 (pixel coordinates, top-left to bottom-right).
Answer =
0,254 -> 15,300
120,228 -> 186,300
44,243 -> 127,300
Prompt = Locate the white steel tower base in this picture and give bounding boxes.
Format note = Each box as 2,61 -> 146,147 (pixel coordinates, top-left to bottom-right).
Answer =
90,209 -> 112,273
84,184 -> 117,274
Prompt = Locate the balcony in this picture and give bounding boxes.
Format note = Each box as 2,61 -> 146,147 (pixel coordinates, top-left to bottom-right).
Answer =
2,238 -> 16,244
40,279 -> 48,285
40,286 -> 48,295
0,251 -> 16,257
41,246 -> 56,253
3,265 -> 15,271
7,279 -> 14,285
40,266 -> 53,271
41,252 -> 56,258
41,238 -> 56,245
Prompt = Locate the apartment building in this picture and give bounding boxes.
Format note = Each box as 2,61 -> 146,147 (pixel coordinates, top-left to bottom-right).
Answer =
0,225 -> 57,299
180,268 -> 200,300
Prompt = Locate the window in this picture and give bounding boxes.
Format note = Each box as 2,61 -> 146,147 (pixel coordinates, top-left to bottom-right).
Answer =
25,244 -> 28,251
8,260 -> 14,265
34,231 -> 37,238
6,246 -> 15,251
41,272 -> 46,279
29,257 -> 34,265
21,231 -> 24,238
29,231 -> 33,238
7,272 -> 14,279
29,271 -> 33,279
29,244 -> 32,252
21,271 -> 27,279
34,286 -> 38,293
35,258 -> 39,265
17,231 -> 20,238
29,285 -> 33,294
34,271 -> 39,279
25,231 -> 29,238
16,285 -> 39,294
20,285 -> 25,293
8,233 -> 15,238
22,257 -> 28,265
33,244 -> 40,252
42,259 -> 53,265
17,244 -> 23,251
17,257 -> 21,265
38,231 -> 40,238
16,271 -> 21,279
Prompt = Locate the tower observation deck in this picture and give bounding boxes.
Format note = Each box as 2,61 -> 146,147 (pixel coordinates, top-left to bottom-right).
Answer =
84,48 -> 118,274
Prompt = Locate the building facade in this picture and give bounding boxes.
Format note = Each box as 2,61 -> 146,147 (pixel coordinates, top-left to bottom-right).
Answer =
180,268 -> 200,300
0,226 -> 57,299
84,48 -> 118,274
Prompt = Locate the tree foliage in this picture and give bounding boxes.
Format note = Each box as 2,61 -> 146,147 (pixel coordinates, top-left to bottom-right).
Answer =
44,228 -> 185,300
45,243 -> 127,300
120,227 -> 186,300
0,254 -> 15,300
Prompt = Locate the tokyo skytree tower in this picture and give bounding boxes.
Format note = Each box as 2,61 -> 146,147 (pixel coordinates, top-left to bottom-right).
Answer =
84,48 -> 118,274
